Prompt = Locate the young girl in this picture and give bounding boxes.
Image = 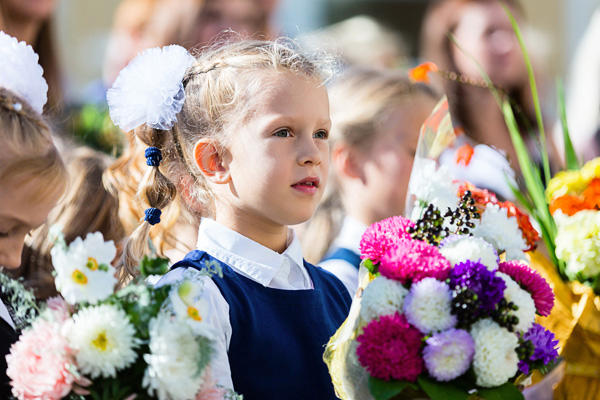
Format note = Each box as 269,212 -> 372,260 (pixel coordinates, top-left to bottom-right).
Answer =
107,40 -> 351,399
303,67 -> 437,295
0,32 -> 67,397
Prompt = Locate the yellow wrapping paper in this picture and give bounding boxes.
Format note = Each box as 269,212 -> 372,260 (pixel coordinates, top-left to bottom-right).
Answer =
527,251 -> 600,399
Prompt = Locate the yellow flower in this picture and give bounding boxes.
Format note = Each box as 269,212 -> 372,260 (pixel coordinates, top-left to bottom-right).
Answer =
545,170 -> 587,202
581,157 -> 600,181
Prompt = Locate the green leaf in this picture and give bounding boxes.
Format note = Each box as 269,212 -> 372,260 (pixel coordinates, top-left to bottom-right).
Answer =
363,258 -> 378,275
502,4 -> 550,186
139,255 -> 170,277
477,383 -> 524,400
368,376 -> 417,400
556,78 -> 580,170
417,376 -> 469,400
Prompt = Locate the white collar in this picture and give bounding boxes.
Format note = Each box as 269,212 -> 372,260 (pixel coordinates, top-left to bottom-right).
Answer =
196,218 -> 307,287
330,216 -> 367,254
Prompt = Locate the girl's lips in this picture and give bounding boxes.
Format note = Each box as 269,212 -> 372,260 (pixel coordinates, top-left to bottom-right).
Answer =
291,177 -> 320,195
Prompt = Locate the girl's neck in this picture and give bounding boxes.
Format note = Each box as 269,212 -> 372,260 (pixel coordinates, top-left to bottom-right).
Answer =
5,19 -> 42,46
214,206 -> 289,254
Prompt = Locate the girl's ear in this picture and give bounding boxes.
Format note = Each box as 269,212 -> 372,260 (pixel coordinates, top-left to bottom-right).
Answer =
332,143 -> 365,181
193,139 -> 231,184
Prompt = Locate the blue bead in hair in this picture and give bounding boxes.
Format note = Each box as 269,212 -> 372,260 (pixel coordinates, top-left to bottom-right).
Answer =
144,207 -> 162,225
145,147 -> 162,167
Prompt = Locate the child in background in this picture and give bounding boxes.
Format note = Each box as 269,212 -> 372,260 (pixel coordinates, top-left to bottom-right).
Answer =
107,39 -> 351,399
303,67 -> 437,295
16,146 -> 124,299
0,32 -> 67,398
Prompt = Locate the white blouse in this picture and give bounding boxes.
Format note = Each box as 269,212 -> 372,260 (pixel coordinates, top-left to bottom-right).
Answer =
157,218 -> 313,391
319,216 -> 366,296
0,299 -> 15,330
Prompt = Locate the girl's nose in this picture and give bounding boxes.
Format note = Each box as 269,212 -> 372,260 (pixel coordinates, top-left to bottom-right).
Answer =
297,135 -> 322,166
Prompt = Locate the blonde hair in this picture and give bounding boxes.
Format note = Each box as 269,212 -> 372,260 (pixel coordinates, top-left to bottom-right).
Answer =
302,67 -> 437,264
118,39 -> 336,276
0,87 -> 66,200
18,147 -> 124,299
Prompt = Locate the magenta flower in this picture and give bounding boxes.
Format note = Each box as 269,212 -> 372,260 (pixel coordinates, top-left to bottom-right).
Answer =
379,237 -> 451,284
356,313 -> 424,381
359,216 -> 415,264
499,261 -> 554,316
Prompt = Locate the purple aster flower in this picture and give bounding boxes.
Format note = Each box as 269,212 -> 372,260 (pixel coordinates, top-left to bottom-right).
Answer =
423,329 -> 474,381
518,323 -> 559,374
449,260 -> 506,312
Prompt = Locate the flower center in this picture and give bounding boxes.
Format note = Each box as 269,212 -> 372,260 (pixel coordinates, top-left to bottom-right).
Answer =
71,269 -> 88,285
86,257 -> 99,270
187,306 -> 202,322
92,331 -> 109,351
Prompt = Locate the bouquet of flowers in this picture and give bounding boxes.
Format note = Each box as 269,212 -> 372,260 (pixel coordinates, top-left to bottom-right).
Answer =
324,97 -> 559,400
407,6 -> 600,398
6,230 -> 240,400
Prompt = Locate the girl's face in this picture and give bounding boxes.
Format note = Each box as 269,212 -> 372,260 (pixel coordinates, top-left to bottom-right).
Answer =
451,2 -> 525,88
221,71 -> 331,227
361,97 -> 435,221
0,177 -> 61,269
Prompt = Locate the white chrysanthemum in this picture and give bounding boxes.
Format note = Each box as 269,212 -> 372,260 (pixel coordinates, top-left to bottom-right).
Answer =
403,278 -> 456,334
497,272 -> 536,333
470,318 -> 519,387
408,158 -> 459,214
439,236 -> 499,270
471,203 -> 527,260
67,304 -> 139,378
51,232 -> 117,305
0,31 -> 48,113
143,312 -> 208,400
168,279 -> 213,337
107,45 -> 196,131
554,210 -> 600,280
359,276 -> 408,324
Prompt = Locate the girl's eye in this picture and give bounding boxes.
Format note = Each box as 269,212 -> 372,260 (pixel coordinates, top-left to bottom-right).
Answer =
273,128 -> 292,138
313,129 -> 329,139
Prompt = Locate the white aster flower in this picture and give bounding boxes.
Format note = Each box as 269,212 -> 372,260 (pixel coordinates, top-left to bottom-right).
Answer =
67,304 -> 139,378
359,276 -> 408,324
51,232 -> 117,305
408,158 -> 459,214
471,204 -> 527,260
403,277 -> 456,334
497,272 -> 536,333
470,318 -> 519,388
439,235 -> 499,270
168,279 -> 213,337
143,312 -> 209,400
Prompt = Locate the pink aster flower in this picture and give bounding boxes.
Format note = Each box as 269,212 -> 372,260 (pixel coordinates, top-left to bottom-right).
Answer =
498,261 -> 554,316
195,367 -> 226,400
360,216 -> 415,264
7,319 -> 75,400
45,296 -> 71,323
356,312 -> 424,381
379,237 -> 451,284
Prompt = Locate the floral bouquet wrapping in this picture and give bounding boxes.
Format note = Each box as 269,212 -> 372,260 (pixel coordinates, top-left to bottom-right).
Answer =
5,230 -> 239,400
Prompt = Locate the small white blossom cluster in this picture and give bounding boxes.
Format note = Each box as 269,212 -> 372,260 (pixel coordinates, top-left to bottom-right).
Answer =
470,319 -> 519,387
439,236 -> 499,270
471,204 -> 528,260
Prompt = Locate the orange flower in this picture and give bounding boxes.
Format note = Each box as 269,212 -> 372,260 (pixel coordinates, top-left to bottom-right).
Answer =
457,182 -> 498,211
455,143 -> 474,166
409,62 -> 438,83
582,178 -> 600,210
549,194 -> 587,216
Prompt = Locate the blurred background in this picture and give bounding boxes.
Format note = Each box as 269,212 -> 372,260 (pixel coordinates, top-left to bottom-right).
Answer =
55,0 -> 596,102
